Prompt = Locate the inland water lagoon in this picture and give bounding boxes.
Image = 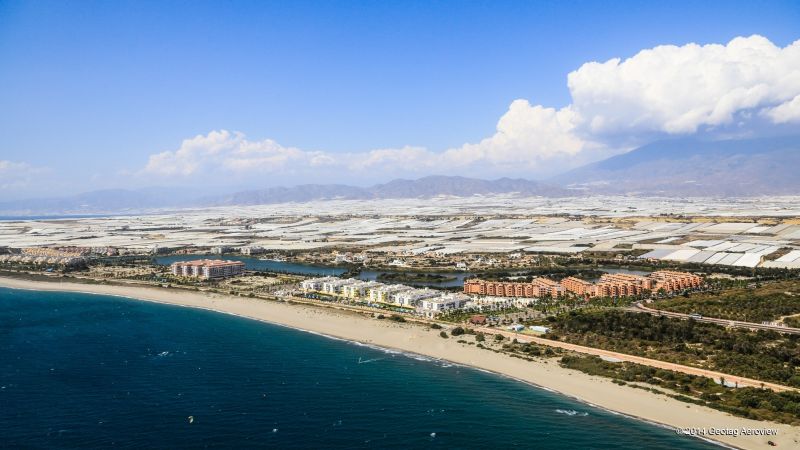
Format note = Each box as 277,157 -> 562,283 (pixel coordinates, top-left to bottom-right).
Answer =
0,288 -> 719,448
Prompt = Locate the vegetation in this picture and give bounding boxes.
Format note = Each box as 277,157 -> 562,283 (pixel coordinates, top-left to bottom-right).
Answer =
548,310 -> 800,387
429,323 -> 442,329
439,307 -> 522,323
467,267 -> 606,282
651,280 -> 800,322
376,272 -> 457,284
561,355 -> 800,425
450,326 -> 465,336
388,314 -> 406,322
785,316 -> 800,328
439,331 -> 449,339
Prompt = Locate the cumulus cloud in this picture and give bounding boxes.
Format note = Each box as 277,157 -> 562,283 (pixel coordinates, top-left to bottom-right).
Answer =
143,130 -> 329,177
440,100 -> 588,171
764,94 -> 800,124
568,35 -> 800,138
140,35 -> 800,181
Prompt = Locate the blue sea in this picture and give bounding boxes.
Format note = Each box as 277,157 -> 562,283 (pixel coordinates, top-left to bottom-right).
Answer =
0,288 -> 718,449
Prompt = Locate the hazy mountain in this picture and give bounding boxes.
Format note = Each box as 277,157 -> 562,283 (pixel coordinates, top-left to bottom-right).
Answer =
553,136 -> 800,195
3,137 -> 797,216
214,184 -> 371,205
0,176 -> 567,215
216,176 -> 567,205
0,188 -> 203,217
369,176 -> 567,198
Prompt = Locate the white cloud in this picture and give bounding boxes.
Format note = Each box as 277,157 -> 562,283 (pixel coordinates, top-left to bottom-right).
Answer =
139,35 -> 800,182
143,130 -> 327,177
568,35 -> 800,138
0,160 -> 49,191
764,94 -> 800,124
440,100 -> 589,171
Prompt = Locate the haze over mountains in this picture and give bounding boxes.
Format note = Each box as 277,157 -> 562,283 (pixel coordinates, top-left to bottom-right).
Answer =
554,136 -> 800,196
2,136 -> 797,216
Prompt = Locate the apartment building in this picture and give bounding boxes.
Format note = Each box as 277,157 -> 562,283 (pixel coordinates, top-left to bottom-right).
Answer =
649,270 -> 703,292
340,281 -> 382,299
463,277 -> 565,298
369,284 -> 414,303
170,259 -> 245,279
419,293 -> 470,317
391,288 -> 440,307
560,271 -> 702,298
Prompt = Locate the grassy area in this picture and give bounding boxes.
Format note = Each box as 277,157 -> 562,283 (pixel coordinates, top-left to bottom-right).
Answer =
784,316 -> 800,328
560,355 -> 800,425
651,280 -> 800,322
375,272 -> 457,283
547,310 -> 800,387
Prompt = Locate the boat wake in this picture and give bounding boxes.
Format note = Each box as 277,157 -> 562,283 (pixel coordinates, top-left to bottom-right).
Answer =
555,409 -> 589,417
357,357 -> 386,364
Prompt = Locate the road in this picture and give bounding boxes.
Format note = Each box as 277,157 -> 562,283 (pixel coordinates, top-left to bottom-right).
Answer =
475,326 -> 796,392
32,274 -> 795,393
283,294 -> 797,392
630,302 -> 800,335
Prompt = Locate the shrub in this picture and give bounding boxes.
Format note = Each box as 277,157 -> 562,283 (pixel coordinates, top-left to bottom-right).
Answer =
439,331 -> 449,339
430,323 -> 442,329
475,333 -> 485,342
494,334 -> 504,342
451,326 -> 465,336
389,314 -> 406,322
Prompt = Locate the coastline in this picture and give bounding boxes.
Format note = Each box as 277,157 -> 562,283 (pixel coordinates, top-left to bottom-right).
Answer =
1,276 -> 797,449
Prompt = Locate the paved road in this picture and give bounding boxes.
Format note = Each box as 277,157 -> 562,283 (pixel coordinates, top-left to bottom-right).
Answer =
475,326 -> 796,392
630,302 -> 800,335
280,294 -> 797,392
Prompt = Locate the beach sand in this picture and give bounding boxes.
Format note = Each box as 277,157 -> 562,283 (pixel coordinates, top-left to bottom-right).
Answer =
1,276 -> 797,449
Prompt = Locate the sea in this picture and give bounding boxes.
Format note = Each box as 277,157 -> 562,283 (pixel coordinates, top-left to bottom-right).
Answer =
0,288 -> 720,449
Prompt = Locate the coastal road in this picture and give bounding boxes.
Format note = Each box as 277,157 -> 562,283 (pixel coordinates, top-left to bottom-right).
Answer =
473,326 -> 796,392
629,302 -> 800,335
281,294 -> 797,392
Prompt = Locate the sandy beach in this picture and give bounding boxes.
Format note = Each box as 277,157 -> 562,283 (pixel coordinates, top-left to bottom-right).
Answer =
1,276 -> 797,449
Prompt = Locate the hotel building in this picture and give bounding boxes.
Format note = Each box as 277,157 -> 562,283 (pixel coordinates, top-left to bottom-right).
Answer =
649,270 -> 703,292
560,270 -> 702,298
463,277 -> 565,298
171,259 -> 245,280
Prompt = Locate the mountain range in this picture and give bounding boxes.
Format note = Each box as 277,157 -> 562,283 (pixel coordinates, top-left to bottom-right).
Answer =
553,135 -> 800,196
1,135 -> 797,215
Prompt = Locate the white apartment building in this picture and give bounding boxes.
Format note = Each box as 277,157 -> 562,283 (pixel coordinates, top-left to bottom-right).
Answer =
241,246 -> 265,255
391,288 -> 440,307
321,278 -> 360,295
341,281 -> 382,299
300,276 -> 339,291
419,293 -> 470,317
368,284 -> 414,303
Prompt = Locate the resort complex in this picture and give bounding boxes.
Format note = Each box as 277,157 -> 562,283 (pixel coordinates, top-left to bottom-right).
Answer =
463,277 -> 565,298
301,276 -> 471,316
464,270 -> 702,299
170,259 -> 246,280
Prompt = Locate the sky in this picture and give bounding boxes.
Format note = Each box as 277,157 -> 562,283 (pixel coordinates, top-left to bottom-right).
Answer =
0,0 -> 799,200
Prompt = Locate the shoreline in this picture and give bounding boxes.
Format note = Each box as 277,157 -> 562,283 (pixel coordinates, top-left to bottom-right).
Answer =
1,276 -> 798,449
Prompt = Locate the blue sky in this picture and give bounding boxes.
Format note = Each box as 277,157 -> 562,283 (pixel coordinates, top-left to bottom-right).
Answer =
0,0 -> 799,199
